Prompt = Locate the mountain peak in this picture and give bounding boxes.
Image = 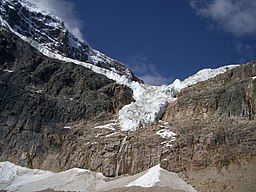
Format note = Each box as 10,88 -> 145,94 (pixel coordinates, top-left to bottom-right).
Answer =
0,0 -> 141,82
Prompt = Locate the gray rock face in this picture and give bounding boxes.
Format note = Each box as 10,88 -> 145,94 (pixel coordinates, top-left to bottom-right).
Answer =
0,29 -> 135,173
47,124 -> 163,177
0,29 -> 134,127
162,62 -> 256,173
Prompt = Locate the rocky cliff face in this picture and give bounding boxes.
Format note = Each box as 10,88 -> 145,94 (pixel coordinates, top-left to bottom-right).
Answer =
0,29 -> 134,126
0,29 -> 168,178
156,62 -> 256,191
160,62 -> 256,191
0,29 -> 136,174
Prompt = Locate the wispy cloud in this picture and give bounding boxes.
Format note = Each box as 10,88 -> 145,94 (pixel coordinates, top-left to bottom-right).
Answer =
32,0 -> 84,40
190,0 -> 256,36
235,42 -> 255,63
127,54 -> 172,85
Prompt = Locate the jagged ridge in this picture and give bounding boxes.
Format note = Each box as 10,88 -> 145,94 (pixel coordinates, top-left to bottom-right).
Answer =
0,0 -> 141,82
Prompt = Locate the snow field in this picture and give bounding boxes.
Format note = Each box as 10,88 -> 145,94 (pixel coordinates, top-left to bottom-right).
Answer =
0,161 -> 196,192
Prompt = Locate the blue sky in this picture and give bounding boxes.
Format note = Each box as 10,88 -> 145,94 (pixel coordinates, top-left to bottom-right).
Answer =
36,0 -> 256,85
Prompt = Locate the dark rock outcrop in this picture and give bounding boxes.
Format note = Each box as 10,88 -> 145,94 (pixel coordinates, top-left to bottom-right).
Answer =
0,29 -> 133,127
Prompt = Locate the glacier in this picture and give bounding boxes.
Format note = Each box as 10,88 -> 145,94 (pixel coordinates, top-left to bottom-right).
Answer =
118,64 -> 238,131
0,0 -> 239,131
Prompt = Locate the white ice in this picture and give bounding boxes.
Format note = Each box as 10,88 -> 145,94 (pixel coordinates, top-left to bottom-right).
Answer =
126,164 -> 162,188
0,161 -> 196,192
0,161 -> 54,190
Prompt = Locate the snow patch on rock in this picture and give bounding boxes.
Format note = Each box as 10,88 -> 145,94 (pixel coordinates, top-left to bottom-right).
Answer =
156,128 -> 176,140
170,65 -> 239,94
94,123 -> 116,131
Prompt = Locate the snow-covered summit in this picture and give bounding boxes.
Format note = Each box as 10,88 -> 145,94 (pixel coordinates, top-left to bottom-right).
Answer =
0,0 -> 140,81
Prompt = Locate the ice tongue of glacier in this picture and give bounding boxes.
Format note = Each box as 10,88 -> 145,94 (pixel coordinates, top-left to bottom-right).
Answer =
0,0 -> 239,132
